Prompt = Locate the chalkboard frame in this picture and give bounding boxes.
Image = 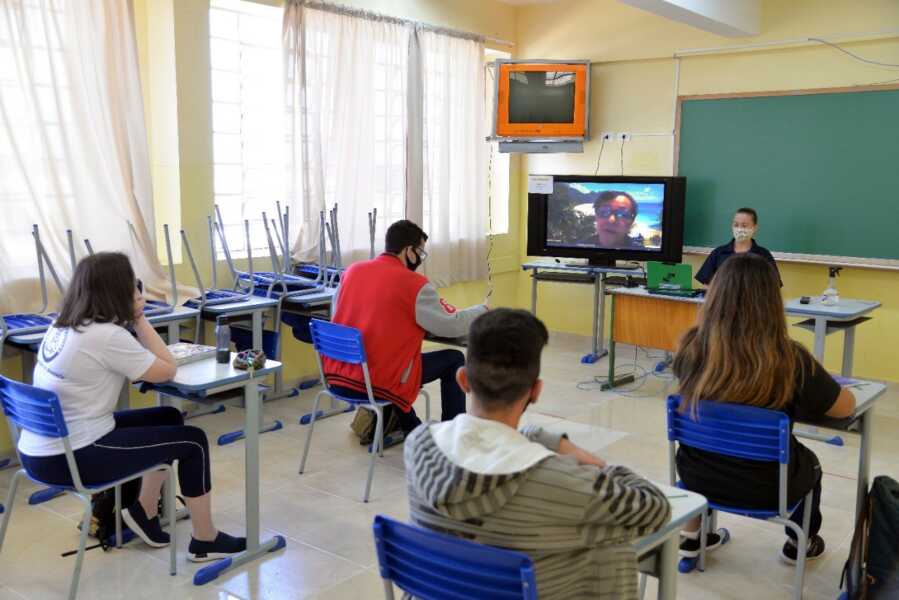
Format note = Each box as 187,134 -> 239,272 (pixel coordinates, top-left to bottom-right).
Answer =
674,83 -> 899,271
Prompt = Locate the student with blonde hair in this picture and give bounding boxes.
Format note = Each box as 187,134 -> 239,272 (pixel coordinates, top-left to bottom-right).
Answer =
673,253 -> 855,563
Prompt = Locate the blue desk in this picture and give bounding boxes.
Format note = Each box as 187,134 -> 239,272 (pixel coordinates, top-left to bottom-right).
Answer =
522,261 -> 644,363
139,355 -> 286,586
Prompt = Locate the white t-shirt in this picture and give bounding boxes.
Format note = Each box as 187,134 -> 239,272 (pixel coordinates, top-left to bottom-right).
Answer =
18,322 -> 157,457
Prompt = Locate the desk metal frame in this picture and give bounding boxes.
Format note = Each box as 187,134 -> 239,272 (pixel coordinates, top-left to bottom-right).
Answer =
522,262 -> 642,363
635,485 -> 707,600
139,357 -> 286,585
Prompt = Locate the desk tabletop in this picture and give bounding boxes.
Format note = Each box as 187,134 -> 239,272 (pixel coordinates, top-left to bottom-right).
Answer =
522,261 -> 644,276
611,286 -> 882,318
5,306 -> 200,347
805,377 -> 888,430
143,353 -> 282,393
281,288 -> 336,308
784,297 -> 881,320
609,285 -> 706,305
199,295 -> 279,315
634,483 -> 707,556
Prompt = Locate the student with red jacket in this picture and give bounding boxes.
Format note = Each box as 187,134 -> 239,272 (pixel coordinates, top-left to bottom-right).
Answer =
324,220 -> 487,435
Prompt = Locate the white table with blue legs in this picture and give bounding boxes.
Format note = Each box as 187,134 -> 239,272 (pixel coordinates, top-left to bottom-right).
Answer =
137,354 -> 286,586
785,297 -> 881,446
195,296 -> 283,444
1,306 -> 200,505
635,484 -> 708,600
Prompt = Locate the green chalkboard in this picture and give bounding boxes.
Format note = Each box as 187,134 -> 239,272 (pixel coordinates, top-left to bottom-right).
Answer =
677,87 -> 899,264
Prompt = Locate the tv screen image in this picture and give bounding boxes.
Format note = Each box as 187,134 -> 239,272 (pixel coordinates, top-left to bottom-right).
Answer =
508,71 -> 576,124
527,175 -> 685,265
546,181 -> 665,251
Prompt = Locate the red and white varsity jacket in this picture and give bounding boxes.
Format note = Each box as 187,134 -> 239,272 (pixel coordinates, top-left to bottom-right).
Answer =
323,253 -> 487,412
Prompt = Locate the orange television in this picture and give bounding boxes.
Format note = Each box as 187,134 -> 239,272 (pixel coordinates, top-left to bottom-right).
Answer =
493,60 -> 590,140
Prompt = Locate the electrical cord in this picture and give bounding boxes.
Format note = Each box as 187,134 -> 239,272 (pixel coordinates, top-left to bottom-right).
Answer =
484,62 -> 496,304
809,37 -> 899,69
620,139 -> 625,175
593,137 -> 606,175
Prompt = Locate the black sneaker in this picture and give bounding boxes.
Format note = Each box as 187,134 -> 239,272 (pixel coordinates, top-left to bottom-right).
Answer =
122,502 -> 170,548
679,530 -> 724,558
780,535 -> 826,564
188,531 -> 247,562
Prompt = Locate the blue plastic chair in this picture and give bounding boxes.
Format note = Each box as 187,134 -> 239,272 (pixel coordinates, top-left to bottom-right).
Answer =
0,376 -> 177,600
299,320 -> 429,503
372,515 -> 538,600
667,395 -> 815,600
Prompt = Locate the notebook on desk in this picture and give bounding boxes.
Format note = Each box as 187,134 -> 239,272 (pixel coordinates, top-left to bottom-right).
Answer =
645,261 -> 704,297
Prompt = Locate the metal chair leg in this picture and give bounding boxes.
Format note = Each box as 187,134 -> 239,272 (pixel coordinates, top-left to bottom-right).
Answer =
783,518 -> 809,600
298,392 -> 323,474
0,469 -> 23,550
420,389 -> 431,422
165,466 -> 177,576
68,494 -> 93,600
364,407 -> 383,503
114,484 -> 123,548
699,509 -> 708,572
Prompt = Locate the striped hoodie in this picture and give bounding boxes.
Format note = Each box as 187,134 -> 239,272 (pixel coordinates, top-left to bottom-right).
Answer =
404,414 -> 671,599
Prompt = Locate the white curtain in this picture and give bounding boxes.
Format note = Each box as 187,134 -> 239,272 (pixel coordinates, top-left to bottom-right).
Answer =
283,2 -> 488,286
284,2 -> 409,265
0,0 -> 172,314
418,30 -> 487,287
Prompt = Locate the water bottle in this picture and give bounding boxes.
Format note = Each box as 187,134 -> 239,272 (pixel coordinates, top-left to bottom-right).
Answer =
215,322 -> 231,364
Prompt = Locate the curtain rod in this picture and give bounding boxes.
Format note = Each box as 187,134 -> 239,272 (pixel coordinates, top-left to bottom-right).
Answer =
295,0 -> 515,47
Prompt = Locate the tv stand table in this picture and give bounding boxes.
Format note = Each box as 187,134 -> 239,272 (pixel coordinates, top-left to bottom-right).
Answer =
522,261 -> 644,363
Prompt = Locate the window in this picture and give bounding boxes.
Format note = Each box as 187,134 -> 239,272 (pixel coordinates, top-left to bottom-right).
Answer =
485,48 -> 510,235
0,0 -> 72,271
209,0 -> 284,259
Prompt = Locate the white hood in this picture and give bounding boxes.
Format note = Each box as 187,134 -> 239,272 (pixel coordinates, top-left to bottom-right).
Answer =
430,414 -> 556,476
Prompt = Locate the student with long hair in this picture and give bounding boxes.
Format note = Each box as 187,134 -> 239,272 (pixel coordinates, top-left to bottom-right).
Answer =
673,253 -> 855,564
17,252 -> 244,561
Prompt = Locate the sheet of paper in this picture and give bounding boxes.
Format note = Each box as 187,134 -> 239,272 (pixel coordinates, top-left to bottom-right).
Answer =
527,175 -> 553,194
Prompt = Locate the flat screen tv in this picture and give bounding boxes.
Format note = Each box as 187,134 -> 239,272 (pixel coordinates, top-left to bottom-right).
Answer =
494,60 -> 589,139
527,175 -> 686,265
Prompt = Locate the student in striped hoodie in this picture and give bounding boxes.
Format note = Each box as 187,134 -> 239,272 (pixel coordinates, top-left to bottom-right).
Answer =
404,309 -> 671,599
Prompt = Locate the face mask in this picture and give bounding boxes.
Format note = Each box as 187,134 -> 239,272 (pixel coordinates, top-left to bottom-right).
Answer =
407,248 -> 422,272
733,227 -> 754,241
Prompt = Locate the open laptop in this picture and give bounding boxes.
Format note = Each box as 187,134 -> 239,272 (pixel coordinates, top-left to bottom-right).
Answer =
646,261 -> 703,298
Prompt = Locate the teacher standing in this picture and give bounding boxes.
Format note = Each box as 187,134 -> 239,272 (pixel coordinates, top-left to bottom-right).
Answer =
695,207 -> 780,285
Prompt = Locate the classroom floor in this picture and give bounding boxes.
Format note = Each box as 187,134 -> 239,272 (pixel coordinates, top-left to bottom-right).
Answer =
0,332 -> 896,600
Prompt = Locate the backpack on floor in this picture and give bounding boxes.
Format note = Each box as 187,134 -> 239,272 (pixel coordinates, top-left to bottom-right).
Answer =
841,476 -> 899,599
89,479 -> 142,545
350,406 -> 401,445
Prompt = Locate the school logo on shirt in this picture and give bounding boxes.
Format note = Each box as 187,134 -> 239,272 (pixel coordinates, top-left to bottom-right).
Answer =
41,328 -> 68,363
439,299 -> 457,314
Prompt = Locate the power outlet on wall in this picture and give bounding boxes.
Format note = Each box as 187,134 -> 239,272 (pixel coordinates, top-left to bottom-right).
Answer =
618,132 -> 631,142
600,131 -> 616,141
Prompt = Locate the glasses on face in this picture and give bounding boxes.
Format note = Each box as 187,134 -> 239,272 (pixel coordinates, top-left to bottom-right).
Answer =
415,248 -> 429,262
597,206 -> 635,220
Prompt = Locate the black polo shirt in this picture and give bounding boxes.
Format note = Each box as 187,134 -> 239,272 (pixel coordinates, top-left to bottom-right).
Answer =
675,345 -> 840,507
695,239 -> 780,285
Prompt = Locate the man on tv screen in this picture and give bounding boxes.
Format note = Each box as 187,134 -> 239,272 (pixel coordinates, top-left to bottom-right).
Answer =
546,182 -> 664,251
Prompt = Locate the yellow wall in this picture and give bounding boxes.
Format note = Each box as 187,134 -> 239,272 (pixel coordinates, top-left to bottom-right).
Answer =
515,0 -> 899,382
